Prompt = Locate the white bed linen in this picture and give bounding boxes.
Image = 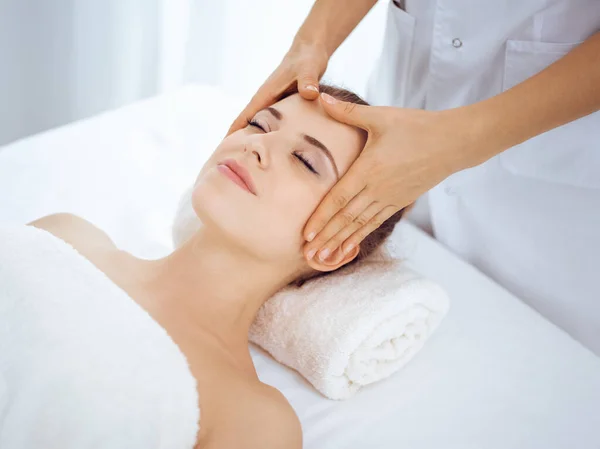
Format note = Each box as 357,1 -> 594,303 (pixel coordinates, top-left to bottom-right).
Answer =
1,85 -> 599,449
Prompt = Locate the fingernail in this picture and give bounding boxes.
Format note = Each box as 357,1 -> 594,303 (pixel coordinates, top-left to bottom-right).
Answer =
344,243 -> 355,254
321,93 -> 337,104
306,248 -> 317,260
306,232 -> 316,242
318,248 -> 330,261
305,85 -> 319,93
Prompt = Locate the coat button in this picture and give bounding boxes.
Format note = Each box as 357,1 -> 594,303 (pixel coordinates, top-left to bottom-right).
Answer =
452,38 -> 463,48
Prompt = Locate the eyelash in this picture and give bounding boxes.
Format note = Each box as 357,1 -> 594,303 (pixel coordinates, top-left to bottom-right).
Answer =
246,119 -> 318,175
247,119 -> 266,132
293,151 -> 318,174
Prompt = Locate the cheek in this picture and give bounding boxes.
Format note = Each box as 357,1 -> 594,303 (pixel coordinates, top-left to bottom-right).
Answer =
234,182 -> 321,261
270,184 -> 322,242
189,168 -> 306,261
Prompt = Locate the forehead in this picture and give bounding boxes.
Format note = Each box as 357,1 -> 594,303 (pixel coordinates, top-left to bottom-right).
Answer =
272,94 -> 366,174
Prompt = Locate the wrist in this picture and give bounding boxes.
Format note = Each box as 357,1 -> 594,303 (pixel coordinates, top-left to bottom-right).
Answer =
291,36 -> 331,59
461,86 -> 548,169
456,100 -> 513,169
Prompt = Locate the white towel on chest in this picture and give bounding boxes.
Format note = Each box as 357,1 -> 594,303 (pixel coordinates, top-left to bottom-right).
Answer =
0,224 -> 199,449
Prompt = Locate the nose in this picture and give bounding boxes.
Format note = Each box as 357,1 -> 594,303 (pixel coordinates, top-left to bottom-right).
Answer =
244,137 -> 270,168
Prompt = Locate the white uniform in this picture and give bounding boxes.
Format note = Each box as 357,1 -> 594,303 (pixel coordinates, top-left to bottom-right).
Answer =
367,0 -> 600,354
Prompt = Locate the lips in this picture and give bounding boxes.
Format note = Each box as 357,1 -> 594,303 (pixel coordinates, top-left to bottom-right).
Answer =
217,158 -> 257,195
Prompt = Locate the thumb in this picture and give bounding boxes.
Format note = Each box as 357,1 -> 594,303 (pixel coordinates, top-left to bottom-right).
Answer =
319,93 -> 374,129
297,72 -> 321,100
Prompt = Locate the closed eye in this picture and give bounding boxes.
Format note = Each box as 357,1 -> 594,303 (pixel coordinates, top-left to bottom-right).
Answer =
247,118 -> 319,175
247,119 -> 266,132
294,151 -> 318,174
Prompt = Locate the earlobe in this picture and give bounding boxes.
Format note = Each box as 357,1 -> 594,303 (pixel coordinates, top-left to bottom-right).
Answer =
306,244 -> 360,273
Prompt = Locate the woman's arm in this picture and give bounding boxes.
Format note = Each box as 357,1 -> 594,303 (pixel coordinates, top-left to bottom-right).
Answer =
295,0 -> 378,57
227,0 -> 377,134
464,31 -> 600,168
301,31 -> 600,256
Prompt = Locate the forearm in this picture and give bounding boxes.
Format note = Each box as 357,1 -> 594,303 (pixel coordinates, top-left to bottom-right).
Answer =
465,31 -> 600,168
293,0 -> 378,57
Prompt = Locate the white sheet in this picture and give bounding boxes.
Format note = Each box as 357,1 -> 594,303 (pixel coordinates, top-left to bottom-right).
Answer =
1,84 -> 599,449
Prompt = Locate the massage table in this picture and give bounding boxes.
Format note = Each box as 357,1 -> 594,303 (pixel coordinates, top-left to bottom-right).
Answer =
1,84 -> 599,449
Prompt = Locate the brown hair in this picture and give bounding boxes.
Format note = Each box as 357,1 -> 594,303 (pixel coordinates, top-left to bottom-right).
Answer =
280,83 -> 407,286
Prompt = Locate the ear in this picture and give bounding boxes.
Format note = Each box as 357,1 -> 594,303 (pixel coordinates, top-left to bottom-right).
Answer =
306,244 -> 361,273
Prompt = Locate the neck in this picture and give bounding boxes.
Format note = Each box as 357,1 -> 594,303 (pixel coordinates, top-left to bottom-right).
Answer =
129,226 -> 295,359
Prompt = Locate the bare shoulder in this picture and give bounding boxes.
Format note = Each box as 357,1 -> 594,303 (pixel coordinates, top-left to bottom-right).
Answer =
28,212 -> 116,255
255,383 -> 303,440
236,383 -> 302,449
204,382 -> 302,449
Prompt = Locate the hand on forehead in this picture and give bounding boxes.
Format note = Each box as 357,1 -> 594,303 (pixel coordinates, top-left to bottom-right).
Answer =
259,94 -> 367,177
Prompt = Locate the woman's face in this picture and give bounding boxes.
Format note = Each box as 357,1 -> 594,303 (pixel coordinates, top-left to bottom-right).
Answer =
192,93 -> 365,274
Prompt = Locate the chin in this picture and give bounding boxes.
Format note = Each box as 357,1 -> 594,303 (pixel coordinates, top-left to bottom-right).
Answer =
192,170 -> 241,229
191,171 -> 299,263
191,170 -> 261,252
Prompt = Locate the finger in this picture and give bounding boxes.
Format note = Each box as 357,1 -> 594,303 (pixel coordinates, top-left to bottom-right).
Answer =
315,201 -> 383,262
226,74 -> 288,135
297,70 -> 320,100
303,170 -> 366,242
319,92 -> 376,130
342,205 -> 398,253
304,191 -> 372,260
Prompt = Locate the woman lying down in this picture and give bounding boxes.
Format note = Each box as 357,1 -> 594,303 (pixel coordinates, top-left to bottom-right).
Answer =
0,85 -> 406,449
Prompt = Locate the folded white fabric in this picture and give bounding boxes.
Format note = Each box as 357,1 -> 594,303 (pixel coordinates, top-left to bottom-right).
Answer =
0,224 -> 199,449
173,186 -> 450,400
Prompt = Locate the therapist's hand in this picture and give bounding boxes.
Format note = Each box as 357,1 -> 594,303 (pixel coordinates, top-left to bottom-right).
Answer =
303,93 -> 480,263
226,41 -> 329,135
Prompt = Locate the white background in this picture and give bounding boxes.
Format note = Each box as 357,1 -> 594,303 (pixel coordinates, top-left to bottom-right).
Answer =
0,0 -> 388,146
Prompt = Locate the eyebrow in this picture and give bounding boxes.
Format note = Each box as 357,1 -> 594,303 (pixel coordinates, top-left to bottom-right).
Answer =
265,107 -> 340,179
266,107 -> 282,120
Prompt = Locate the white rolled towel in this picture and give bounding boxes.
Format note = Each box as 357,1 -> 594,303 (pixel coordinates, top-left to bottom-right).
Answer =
173,186 -> 450,400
